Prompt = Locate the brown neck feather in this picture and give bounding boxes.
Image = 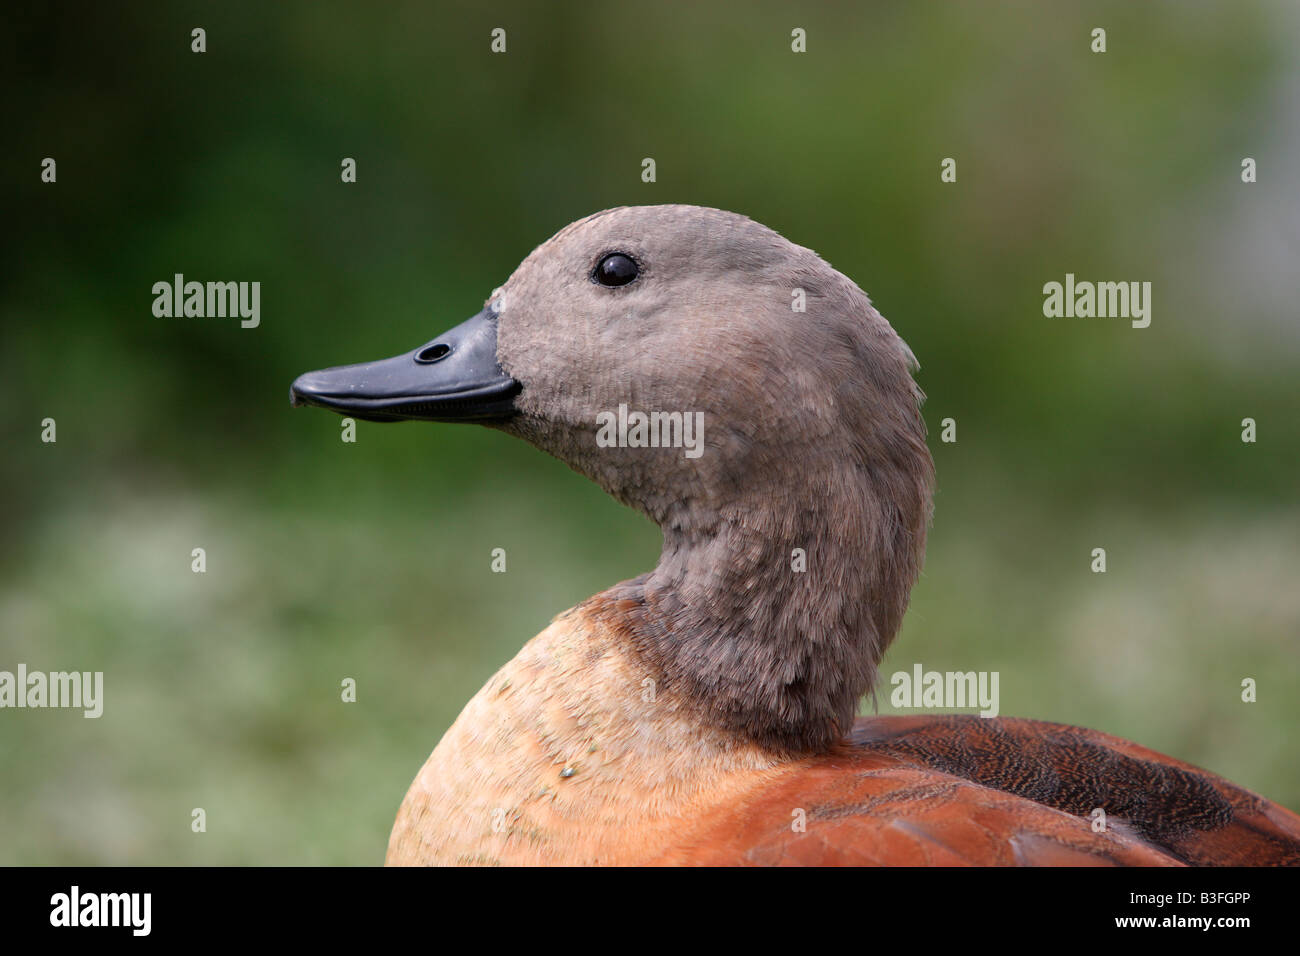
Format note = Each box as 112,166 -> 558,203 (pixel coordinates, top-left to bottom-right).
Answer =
622,445 -> 932,755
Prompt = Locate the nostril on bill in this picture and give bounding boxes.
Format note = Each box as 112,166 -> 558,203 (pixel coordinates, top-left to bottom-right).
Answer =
416,343 -> 452,364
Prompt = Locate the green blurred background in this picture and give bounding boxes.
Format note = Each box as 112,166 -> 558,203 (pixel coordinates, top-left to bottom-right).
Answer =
2,2 -> 1297,864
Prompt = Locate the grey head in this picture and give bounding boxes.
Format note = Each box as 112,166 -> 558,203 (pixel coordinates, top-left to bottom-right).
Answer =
292,204 -> 934,754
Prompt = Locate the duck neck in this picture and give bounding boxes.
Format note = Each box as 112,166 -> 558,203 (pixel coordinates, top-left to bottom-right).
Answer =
636,455 -> 929,755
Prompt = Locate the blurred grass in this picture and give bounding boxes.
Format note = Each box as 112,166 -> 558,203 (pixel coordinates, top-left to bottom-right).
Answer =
1,1 -> 1297,863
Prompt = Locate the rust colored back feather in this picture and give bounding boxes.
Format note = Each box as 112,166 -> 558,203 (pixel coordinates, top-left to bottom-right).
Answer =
651,715 -> 1300,866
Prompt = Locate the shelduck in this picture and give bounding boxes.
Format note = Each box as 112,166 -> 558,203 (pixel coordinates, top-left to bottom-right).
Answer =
291,205 -> 1300,866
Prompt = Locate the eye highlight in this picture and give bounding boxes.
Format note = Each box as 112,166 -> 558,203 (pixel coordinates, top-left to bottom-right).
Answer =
593,252 -> 639,287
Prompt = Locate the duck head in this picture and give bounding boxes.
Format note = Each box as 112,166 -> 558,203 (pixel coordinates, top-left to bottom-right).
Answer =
292,205 -> 934,754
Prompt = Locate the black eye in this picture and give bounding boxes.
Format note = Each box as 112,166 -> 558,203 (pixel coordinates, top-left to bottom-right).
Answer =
594,253 -> 638,287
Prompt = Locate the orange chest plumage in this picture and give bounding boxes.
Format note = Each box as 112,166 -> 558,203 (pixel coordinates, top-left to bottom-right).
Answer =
386,598 -> 1300,866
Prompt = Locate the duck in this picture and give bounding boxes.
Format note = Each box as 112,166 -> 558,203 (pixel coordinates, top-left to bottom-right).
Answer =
290,205 -> 1300,866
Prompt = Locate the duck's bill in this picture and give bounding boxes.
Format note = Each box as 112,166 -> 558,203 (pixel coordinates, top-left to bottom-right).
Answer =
289,307 -> 520,423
